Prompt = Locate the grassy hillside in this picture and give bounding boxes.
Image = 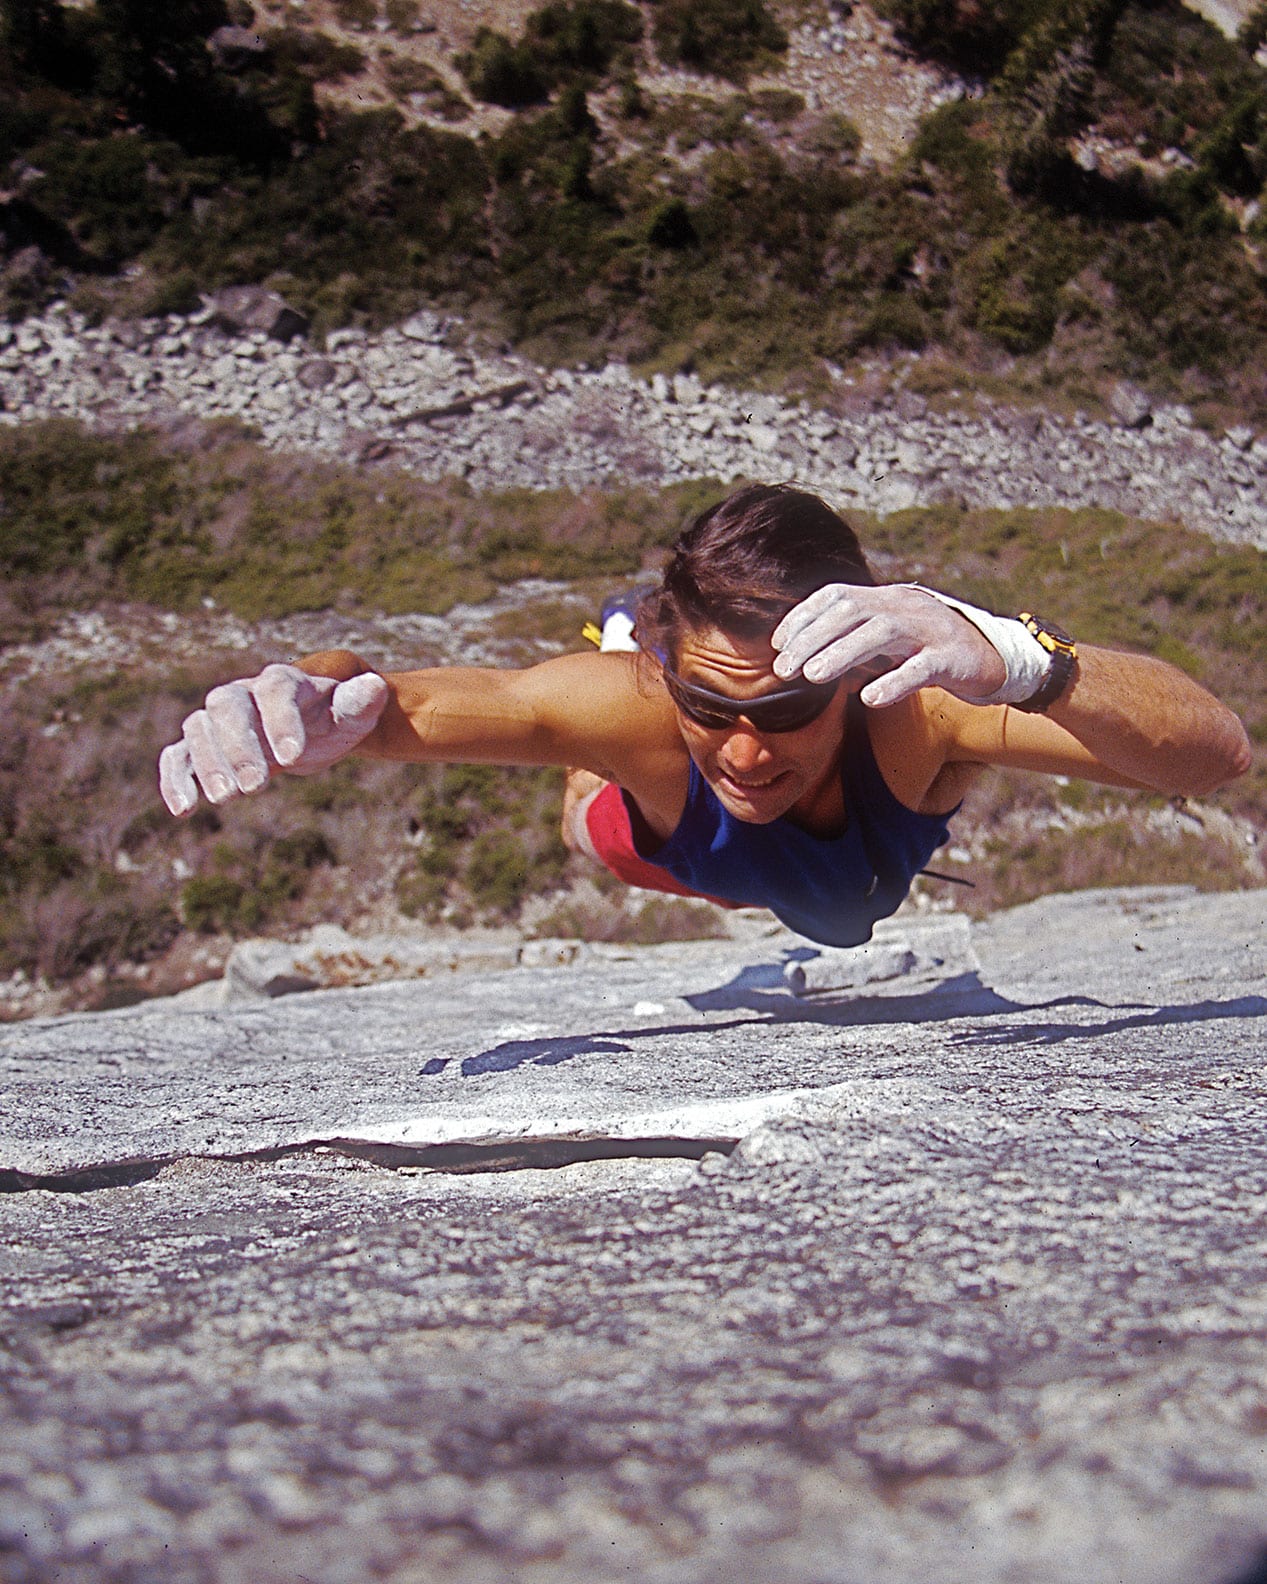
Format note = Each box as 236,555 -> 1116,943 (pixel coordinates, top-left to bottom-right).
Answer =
3,0 -> 1267,416
1,420 -> 1261,1015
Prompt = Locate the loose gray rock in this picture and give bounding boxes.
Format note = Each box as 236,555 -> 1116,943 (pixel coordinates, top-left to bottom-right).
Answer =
208,285 -> 309,342
207,24 -> 269,68
296,356 -> 340,389
2,301 -> 1266,548
399,309 -> 449,343
220,923 -> 522,1002
1109,380 -> 1153,428
785,937 -> 917,992
784,916 -> 980,994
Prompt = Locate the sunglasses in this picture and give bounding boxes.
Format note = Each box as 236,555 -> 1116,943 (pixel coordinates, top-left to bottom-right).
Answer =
662,666 -> 839,733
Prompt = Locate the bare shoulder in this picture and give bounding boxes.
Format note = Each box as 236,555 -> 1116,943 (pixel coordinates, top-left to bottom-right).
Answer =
865,688 -> 982,814
514,649 -> 687,780
522,650 -> 691,828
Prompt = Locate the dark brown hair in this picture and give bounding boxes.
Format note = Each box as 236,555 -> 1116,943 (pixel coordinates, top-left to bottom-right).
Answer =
636,483 -> 875,664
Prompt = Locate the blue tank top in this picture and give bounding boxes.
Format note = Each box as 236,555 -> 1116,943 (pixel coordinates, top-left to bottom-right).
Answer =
626,697 -> 957,946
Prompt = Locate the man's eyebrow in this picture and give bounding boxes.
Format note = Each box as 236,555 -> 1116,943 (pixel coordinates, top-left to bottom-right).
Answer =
670,667 -> 776,690
670,671 -> 822,699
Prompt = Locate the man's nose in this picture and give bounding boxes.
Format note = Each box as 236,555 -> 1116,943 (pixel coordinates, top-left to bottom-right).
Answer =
719,723 -> 774,772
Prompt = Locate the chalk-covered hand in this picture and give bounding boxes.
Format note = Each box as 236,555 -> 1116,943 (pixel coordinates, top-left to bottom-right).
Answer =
771,583 -> 1008,709
158,664 -> 389,816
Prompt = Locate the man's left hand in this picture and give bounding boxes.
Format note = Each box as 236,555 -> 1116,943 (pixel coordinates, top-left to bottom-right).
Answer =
771,583 -> 1007,708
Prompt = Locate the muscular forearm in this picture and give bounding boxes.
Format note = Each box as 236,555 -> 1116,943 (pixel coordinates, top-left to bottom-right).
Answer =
1021,645 -> 1251,796
297,650 -> 551,765
294,648 -> 674,776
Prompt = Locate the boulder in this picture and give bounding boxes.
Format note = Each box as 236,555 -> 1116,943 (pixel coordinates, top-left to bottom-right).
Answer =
296,357 -> 340,390
207,24 -> 270,69
0,244 -> 51,297
893,389 -> 929,422
222,923 -> 521,1002
1108,380 -> 1153,429
784,916 -> 979,995
399,310 -> 450,343
208,285 -> 309,342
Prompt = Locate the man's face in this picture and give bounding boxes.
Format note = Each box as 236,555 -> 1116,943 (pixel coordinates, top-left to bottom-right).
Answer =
669,625 -> 849,825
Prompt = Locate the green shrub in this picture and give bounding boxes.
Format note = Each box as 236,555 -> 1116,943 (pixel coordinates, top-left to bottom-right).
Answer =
802,112 -> 862,158
749,88 -> 805,125
182,873 -> 247,933
180,826 -> 336,933
458,3 -> 643,111
533,893 -> 729,942
395,863 -> 449,920
646,196 -> 698,249
459,28 -> 550,107
385,0 -> 421,31
268,829 -> 337,872
853,295 -> 930,352
876,0 -> 1093,76
1,0 -> 72,74
0,422 -> 718,621
466,830 -> 536,913
52,888 -> 180,980
332,0 -> 377,28
1239,3 -> 1267,55
265,27 -> 366,83
648,0 -> 786,81
524,0 -> 643,78
380,55 -> 469,118
972,818 -> 1257,916
2,815 -> 82,895
138,268 -> 202,318
1195,92 -> 1267,197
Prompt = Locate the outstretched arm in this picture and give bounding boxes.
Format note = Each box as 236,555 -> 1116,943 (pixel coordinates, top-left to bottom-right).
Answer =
771,582 -> 1250,796
945,644 -> 1251,797
159,649 -> 684,816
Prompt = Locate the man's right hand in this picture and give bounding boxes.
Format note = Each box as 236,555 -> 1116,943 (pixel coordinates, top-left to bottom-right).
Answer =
158,664 -> 389,816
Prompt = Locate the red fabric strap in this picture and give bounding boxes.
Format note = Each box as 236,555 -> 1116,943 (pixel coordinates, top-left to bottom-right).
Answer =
584,782 -> 737,907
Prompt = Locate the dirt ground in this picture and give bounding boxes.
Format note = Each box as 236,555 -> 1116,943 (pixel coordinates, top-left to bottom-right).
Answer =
247,0 -> 961,162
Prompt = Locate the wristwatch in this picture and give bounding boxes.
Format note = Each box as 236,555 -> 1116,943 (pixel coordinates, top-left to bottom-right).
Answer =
1014,614 -> 1077,713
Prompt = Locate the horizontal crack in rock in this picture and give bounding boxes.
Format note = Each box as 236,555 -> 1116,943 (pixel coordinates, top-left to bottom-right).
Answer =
324,1134 -> 736,1174
0,1134 -> 735,1193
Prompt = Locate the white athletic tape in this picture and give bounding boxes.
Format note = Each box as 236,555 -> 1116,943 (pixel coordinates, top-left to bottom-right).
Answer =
902,585 -> 1051,706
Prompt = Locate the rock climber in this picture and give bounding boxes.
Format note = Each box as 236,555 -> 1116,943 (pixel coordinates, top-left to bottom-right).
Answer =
158,483 -> 1251,946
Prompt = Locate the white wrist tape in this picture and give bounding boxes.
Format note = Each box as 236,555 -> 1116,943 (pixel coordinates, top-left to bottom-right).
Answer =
903,585 -> 1051,705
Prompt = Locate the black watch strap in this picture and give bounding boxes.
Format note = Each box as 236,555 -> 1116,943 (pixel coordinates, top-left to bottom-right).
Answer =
1013,613 -> 1077,713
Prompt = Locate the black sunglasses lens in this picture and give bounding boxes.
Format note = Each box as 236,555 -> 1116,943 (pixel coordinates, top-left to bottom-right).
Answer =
747,692 -> 833,732
666,672 -> 833,733
676,696 -> 737,730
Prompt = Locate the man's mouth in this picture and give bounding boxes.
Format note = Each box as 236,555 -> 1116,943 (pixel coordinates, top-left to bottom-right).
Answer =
718,769 -> 788,794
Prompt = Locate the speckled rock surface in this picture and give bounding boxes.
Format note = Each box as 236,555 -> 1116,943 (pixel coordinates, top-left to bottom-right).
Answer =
3,887 -> 1267,1584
